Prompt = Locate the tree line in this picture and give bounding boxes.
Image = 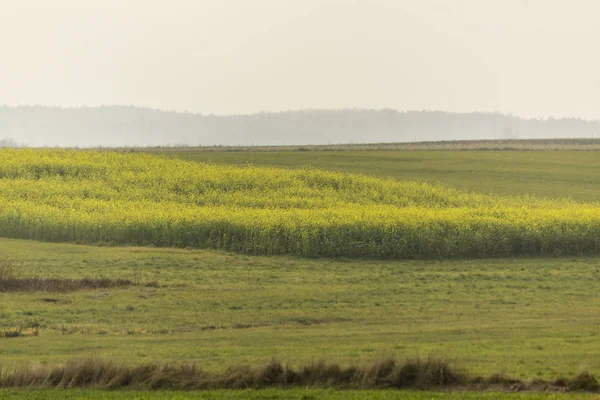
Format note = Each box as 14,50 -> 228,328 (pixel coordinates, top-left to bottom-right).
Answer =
1,106 -> 598,147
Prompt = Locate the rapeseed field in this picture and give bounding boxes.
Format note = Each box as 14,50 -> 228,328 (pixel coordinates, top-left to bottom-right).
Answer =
1,149 -> 599,258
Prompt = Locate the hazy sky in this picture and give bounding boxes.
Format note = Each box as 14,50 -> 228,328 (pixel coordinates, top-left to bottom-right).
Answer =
2,0 -> 599,118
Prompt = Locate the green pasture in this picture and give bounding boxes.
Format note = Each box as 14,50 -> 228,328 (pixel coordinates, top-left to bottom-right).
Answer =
161,150 -> 600,202
2,238 -> 600,379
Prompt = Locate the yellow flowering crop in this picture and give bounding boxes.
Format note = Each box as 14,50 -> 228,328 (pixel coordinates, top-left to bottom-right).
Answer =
0,149 -> 599,258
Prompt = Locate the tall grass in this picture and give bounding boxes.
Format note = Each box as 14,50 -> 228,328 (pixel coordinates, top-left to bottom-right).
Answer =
0,358 -> 597,391
0,358 -> 464,390
1,149 -> 600,258
0,257 -> 14,280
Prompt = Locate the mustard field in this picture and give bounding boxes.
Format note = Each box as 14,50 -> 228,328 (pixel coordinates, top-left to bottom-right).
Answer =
1,149 -> 599,258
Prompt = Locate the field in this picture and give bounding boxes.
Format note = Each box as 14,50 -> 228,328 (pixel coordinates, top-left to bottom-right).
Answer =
159,148 -> 600,201
1,145 -> 600,397
3,237 -> 600,378
2,149 -> 600,258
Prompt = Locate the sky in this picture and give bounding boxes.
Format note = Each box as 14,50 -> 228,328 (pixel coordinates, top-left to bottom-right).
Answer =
1,0 -> 599,119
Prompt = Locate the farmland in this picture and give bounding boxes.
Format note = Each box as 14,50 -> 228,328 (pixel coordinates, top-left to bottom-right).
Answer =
1,146 -> 600,397
160,148 -> 600,201
2,149 -> 600,258
3,237 -> 600,377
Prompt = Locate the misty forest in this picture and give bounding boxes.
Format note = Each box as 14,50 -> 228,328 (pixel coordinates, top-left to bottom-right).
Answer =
1,106 -> 599,147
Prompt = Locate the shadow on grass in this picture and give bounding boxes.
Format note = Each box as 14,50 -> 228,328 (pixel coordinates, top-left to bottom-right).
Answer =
0,277 -> 137,292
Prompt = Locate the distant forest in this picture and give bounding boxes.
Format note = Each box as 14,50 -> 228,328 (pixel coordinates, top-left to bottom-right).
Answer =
1,106 -> 599,147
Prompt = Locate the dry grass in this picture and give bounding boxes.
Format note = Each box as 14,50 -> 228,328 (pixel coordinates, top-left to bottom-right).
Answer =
0,277 -> 135,292
0,358 -> 466,390
0,358 -> 596,392
0,257 -> 14,280
1,328 -> 22,339
0,256 -> 140,292
564,372 -> 600,391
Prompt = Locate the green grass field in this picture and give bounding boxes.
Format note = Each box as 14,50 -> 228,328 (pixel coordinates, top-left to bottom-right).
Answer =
2,148 -> 600,397
3,238 -> 600,379
162,150 -> 600,202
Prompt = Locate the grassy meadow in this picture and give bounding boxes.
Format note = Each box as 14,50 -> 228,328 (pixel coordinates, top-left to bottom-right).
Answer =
1,145 -> 600,396
162,149 -> 600,201
2,238 -> 600,379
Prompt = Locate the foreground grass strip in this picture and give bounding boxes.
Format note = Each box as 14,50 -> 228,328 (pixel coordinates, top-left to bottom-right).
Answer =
0,389 -> 597,400
0,358 -> 598,392
3,149 -> 600,258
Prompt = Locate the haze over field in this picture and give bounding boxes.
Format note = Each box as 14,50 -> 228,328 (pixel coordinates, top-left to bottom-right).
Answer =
1,107 -> 600,147
2,1 -> 600,146
4,2 -> 600,395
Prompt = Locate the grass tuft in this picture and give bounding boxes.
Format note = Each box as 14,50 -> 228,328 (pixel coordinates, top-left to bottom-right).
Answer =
0,257 -> 15,280
1,328 -> 22,339
567,372 -> 600,391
